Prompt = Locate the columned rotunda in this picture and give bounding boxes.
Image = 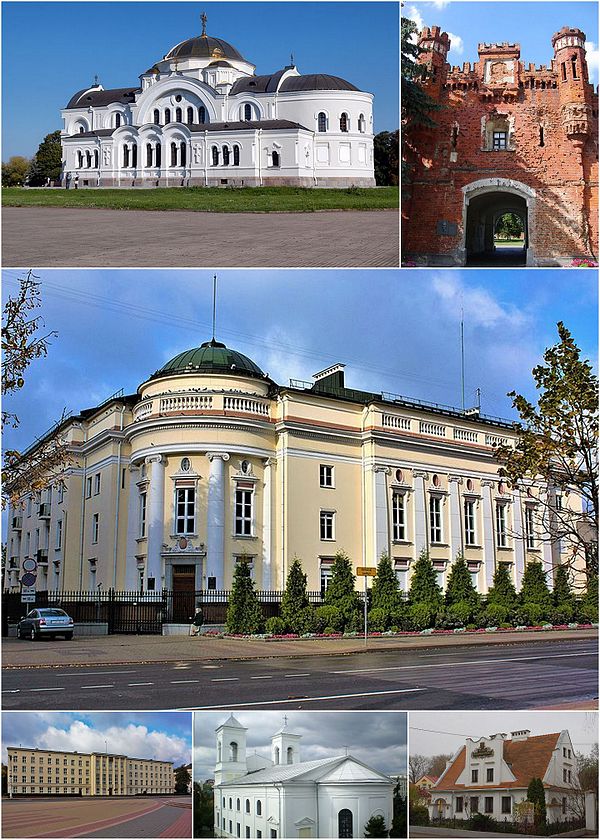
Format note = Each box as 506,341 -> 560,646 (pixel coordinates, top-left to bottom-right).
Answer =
61,15 -> 376,188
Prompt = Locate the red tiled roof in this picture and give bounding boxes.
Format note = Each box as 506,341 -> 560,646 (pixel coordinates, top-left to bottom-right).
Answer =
434,734 -> 561,791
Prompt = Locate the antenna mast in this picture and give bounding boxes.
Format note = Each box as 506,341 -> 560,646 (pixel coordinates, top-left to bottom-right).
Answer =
460,305 -> 465,411
212,274 -> 217,341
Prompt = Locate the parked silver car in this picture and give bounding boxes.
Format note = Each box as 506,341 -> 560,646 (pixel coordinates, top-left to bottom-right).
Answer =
16,607 -> 74,640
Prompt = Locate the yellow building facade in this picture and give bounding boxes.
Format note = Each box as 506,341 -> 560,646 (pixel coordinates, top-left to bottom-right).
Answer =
5,340 -> 580,597
7,747 -> 173,796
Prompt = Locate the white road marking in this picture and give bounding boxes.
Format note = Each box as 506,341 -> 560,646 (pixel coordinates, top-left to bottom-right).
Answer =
29,687 -> 65,692
80,684 -> 115,689
284,673 -> 311,678
250,676 -> 273,680
2,689 -> 20,693
211,678 -> 239,682
57,670 -> 137,677
128,682 -> 154,686
171,679 -> 200,684
329,651 -> 592,675
183,687 -> 425,710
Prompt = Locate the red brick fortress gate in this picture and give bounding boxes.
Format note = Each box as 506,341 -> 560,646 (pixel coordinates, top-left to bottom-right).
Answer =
402,24 -> 599,266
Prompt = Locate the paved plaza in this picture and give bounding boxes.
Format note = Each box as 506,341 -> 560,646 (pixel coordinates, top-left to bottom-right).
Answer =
2,207 -> 399,267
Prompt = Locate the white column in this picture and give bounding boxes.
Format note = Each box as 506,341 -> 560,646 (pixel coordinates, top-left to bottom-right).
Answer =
512,489 -> 526,587
145,454 -> 165,592
206,452 -> 230,589
262,458 -> 274,590
125,464 -> 140,590
373,465 -> 391,562
448,475 -> 463,560
482,480 -> 496,590
413,470 -> 429,556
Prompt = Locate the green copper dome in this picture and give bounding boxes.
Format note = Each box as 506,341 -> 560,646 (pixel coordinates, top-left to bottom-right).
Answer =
151,339 -> 266,380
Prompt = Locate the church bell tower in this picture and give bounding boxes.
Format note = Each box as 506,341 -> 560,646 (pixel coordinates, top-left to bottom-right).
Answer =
271,717 -> 302,766
215,714 -> 248,785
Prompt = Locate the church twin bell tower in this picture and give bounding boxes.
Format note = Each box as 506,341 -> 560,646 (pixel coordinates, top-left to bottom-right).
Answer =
214,715 -> 302,785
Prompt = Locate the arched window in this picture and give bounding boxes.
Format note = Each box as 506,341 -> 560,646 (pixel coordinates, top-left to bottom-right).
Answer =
78,125 -> 85,134
170,142 -> 177,167
286,746 -> 293,764
156,143 -> 162,167
222,146 -> 230,166
146,143 -> 153,167
236,798 -> 240,811
229,798 -> 232,810
233,145 -> 240,166
77,151 -> 83,168
244,103 -> 252,121
180,141 -> 186,167
187,107 -> 194,125
340,113 -> 349,132
85,151 -> 91,168
94,149 -> 99,168
256,801 -> 262,816
132,143 -> 137,168
153,109 -> 160,125
115,113 -> 121,128
230,742 -> 238,762
272,150 -> 280,168
165,108 -> 171,124
175,107 -> 182,123
245,800 -> 250,813
358,113 -> 366,133
217,742 -> 222,762
274,747 -> 280,765
123,144 -> 130,168
317,112 -> 327,132
211,145 -> 219,166
338,809 -> 353,838
199,106 -> 206,124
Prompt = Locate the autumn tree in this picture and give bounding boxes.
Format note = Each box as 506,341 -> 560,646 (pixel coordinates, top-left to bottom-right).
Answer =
408,753 -> 430,785
495,323 -> 598,582
2,156 -> 30,187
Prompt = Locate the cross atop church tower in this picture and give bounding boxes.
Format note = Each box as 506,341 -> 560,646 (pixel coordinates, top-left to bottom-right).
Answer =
201,11 -> 208,36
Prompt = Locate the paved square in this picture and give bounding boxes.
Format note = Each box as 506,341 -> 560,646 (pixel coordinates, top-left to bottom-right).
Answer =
2,207 -> 399,267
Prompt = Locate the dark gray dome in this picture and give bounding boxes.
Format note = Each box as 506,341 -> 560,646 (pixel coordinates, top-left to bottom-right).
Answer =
280,74 -> 360,92
151,339 -> 266,380
165,35 -> 247,63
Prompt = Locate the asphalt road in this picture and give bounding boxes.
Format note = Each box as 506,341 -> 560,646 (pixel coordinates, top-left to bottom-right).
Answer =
2,638 -> 596,711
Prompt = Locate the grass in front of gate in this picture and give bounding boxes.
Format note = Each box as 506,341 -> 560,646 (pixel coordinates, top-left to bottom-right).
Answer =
2,185 -> 398,212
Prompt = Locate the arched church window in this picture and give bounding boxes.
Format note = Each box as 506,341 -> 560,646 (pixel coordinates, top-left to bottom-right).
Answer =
274,747 -> 280,765
212,146 -> 219,166
165,108 -> 171,124
358,113 -> 366,133
245,800 -> 250,813
199,106 -> 206,124
338,809 -> 353,838
180,141 -> 187,167
317,112 -> 327,132
146,143 -> 153,167
233,145 -> 240,166
340,113 -> 349,132
79,126 -> 85,134
256,801 -> 262,816
170,142 -> 177,167
132,143 -> 137,168
217,741 -> 221,762
229,742 -> 238,762
187,107 -> 194,125
77,151 -> 83,168
85,151 -> 91,168
115,113 -> 121,128
222,146 -> 230,166
286,747 -> 293,764
123,144 -> 130,168
272,150 -> 280,168
244,103 -> 252,121
153,109 -> 160,125
175,107 -> 183,123
236,798 -> 240,811
156,142 -> 162,167
229,798 -> 232,810
94,150 -> 99,168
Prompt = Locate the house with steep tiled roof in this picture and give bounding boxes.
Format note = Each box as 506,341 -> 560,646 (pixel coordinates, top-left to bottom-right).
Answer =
428,729 -> 580,825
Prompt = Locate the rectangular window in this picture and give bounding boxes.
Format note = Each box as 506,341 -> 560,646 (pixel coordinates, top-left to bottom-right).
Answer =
429,496 -> 442,543
236,824 -> 241,837
175,487 -> 195,535
471,769 -> 478,783
320,565 -> 331,597
245,829 -> 250,838
525,506 -> 535,549
495,504 -> 507,547
27,496 -> 32,517
92,513 -> 99,544
470,797 -> 479,814
502,797 -> 512,815
85,477 -> 92,498
319,464 -> 334,488
94,473 -> 101,495
563,768 -> 567,782
234,488 -> 253,536
122,467 -> 127,489
320,511 -> 335,541
55,520 -> 63,550
562,797 -> 567,815
486,768 -> 494,782
455,797 -> 463,813
484,797 -> 494,814
464,499 -> 476,546
139,493 -> 147,538
492,131 -> 507,150
392,492 -> 406,541
58,483 -> 64,504
257,832 -> 262,839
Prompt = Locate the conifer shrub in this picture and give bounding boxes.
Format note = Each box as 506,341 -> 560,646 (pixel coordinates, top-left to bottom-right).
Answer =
481,603 -> 510,627
226,559 -> 264,634
408,601 -> 436,631
408,550 -> 443,608
370,552 -> 404,628
367,607 -> 388,632
442,600 -> 473,628
364,814 -> 388,838
324,551 -> 362,629
281,557 -> 314,634
445,554 -> 480,608
519,561 -> 552,613
314,605 -> 343,633
579,575 -> 599,622
265,616 -> 287,635
487,562 -> 518,610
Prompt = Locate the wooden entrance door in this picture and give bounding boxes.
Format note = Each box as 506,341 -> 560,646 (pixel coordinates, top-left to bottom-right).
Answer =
172,564 -> 196,622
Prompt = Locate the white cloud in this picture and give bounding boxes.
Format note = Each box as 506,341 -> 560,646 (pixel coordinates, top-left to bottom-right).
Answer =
430,0 -> 451,7
406,4 -> 425,33
447,32 -> 464,57
585,41 -> 600,83
430,271 -> 528,330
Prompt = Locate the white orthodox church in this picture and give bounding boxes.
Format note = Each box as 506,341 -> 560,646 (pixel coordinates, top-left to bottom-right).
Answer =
213,715 -> 394,839
60,14 -> 375,188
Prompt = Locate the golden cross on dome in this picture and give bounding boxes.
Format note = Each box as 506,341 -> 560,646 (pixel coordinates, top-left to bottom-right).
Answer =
201,11 -> 208,36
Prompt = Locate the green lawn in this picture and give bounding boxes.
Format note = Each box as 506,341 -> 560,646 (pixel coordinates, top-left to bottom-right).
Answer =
2,186 -> 398,213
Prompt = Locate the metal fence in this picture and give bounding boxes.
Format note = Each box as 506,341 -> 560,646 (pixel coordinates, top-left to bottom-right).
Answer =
429,815 -> 587,836
2,589 -> 328,635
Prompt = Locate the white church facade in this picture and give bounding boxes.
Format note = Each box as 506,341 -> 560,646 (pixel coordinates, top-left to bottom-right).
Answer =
213,715 -> 394,839
60,15 -> 375,188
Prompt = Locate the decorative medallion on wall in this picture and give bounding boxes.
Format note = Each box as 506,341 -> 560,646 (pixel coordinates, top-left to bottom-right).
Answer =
472,744 -> 494,758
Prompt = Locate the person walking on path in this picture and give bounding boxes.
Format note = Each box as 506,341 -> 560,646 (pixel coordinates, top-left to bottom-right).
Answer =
190,605 -> 204,636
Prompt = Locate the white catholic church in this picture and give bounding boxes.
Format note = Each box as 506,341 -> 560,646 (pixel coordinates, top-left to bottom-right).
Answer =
213,715 -> 394,839
60,14 -> 375,188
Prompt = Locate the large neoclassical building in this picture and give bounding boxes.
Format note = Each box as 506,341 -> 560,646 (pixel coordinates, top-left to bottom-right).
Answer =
5,336 -> 582,600
60,16 -> 375,187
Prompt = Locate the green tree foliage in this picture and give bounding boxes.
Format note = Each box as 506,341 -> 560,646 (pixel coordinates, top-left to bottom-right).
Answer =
401,16 -> 439,187
553,564 -> 575,606
364,814 -> 388,838
408,550 -> 443,608
324,551 -> 362,629
374,130 -> 399,186
494,212 -> 523,240
495,323 -> 598,579
281,557 -> 314,634
28,130 -> 62,185
576,743 -> 598,792
526,777 -> 547,829
390,778 -> 407,838
1,156 -> 30,187
486,562 -> 518,609
226,559 -> 264,634
371,552 -> 403,612
579,574 -> 598,622
445,555 -> 480,607
519,560 -> 552,610
409,783 -> 430,826
174,764 -> 190,794
193,780 -> 215,837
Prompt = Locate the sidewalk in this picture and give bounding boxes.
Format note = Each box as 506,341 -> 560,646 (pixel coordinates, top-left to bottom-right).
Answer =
2,628 -> 595,669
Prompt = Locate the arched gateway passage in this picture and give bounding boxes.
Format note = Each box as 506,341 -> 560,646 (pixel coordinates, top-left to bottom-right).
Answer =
462,179 -> 536,266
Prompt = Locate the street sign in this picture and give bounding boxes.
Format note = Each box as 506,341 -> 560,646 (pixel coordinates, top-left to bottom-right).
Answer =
22,558 -> 38,573
21,585 -> 36,603
357,566 -> 377,576
21,572 -> 37,587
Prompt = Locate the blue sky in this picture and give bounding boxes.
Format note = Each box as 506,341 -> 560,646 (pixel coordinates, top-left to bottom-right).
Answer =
2,712 -> 192,765
404,1 -> 599,81
2,1 -> 399,160
2,268 -> 597,455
